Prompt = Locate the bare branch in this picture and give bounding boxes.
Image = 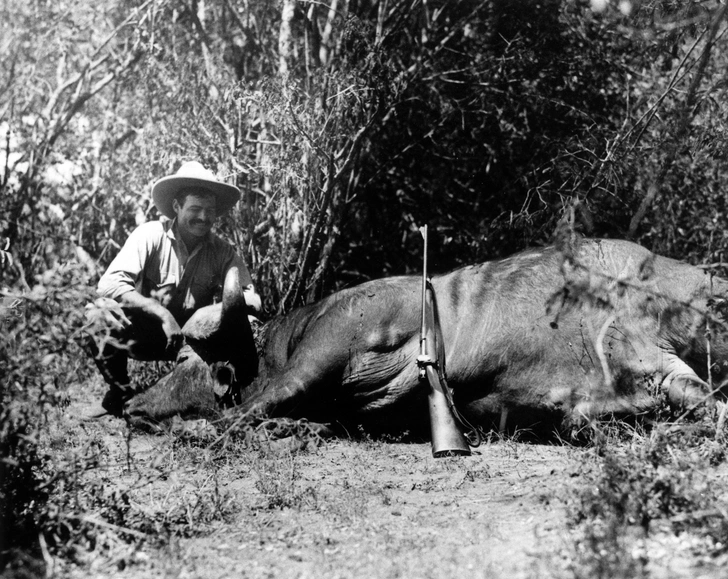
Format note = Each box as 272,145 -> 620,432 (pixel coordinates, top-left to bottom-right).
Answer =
628,3 -> 728,238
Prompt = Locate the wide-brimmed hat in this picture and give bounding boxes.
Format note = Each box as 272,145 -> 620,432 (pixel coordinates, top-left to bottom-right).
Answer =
151,161 -> 240,218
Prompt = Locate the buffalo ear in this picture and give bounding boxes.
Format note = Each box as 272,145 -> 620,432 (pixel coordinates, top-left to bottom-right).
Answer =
210,361 -> 235,397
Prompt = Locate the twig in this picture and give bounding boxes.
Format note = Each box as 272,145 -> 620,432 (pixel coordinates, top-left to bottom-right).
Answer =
670,506 -> 728,523
38,532 -> 54,579
716,401 -> 728,440
63,514 -> 149,538
628,4 -> 728,237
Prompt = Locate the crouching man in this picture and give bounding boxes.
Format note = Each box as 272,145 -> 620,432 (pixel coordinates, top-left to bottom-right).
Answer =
84,161 -> 261,418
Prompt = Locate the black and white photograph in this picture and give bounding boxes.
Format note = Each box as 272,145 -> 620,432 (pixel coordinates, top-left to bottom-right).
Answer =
2,1 -> 728,577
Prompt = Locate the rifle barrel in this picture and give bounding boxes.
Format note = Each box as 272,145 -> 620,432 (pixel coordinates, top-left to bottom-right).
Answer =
420,225 -> 428,357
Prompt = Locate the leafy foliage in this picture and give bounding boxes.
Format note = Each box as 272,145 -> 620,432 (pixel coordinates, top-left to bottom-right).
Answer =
0,262 -> 95,572
569,425 -> 728,577
334,0 -> 728,278
3,0 -> 728,574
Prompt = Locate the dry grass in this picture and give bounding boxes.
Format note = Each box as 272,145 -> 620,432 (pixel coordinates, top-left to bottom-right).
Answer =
565,421 -> 728,579
7,355 -> 728,579
34,383 -> 578,578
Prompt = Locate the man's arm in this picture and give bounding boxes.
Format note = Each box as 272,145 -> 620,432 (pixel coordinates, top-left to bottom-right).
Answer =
117,291 -> 183,353
98,222 -> 158,300
98,222 -> 183,353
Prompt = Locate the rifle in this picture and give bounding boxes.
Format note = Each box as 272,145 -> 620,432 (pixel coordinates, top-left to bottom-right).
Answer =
417,225 -> 471,457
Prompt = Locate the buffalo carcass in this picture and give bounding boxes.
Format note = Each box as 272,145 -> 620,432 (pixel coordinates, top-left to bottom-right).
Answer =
124,237 -> 728,437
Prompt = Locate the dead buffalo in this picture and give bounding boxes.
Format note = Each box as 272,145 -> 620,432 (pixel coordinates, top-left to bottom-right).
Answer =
124,237 -> 728,438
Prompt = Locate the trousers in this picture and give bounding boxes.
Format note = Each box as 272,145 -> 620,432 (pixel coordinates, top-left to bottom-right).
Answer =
82,297 -> 177,389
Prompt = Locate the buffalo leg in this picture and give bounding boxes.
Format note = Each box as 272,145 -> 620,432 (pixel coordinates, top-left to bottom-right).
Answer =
571,391 -> 658,424
661,354 -> 715,416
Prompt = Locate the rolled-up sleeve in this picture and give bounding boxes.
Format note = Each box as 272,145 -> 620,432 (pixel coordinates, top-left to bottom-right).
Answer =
97,223 -> 159,300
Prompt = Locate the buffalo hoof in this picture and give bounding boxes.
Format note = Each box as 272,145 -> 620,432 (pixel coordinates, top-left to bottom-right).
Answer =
124,413 -> 170,434
668,378 -> 716,420
170,416 -> 218,441
123,413 -> 218,443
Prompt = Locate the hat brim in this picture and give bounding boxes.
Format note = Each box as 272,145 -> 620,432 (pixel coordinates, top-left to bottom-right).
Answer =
151,176 -> 240,219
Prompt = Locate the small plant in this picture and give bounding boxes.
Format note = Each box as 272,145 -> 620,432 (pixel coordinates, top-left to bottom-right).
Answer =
216,412 -> 328,452
568,425 -> 728,578
1,262 -> 97,573
253,451 -> 313,510
0,405 -> 49,572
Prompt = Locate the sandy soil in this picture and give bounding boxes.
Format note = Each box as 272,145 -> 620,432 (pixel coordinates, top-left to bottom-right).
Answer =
176,440 -> 579,579
51,379 -> 728,579
58,390 -> 583,579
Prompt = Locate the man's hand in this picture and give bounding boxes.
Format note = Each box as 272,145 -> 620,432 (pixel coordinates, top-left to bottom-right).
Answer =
243,285 -> 262,314
161,314 -> 183,355
118,290 -> 184,356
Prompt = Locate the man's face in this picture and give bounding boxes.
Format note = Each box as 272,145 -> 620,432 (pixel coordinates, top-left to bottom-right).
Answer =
173,192 -> 217,241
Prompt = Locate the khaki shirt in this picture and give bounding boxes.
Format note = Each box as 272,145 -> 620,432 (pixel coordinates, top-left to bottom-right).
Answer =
98,219 -> 254,324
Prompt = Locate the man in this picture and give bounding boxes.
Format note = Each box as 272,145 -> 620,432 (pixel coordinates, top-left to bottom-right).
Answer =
86,161 -> 261,417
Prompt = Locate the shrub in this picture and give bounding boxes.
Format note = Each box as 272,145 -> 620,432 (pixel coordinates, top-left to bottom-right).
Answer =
569,425 -> 728,577
0,261 -> 96,573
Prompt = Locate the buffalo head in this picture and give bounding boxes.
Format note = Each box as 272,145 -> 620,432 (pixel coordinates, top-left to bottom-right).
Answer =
124,266 -> 258,430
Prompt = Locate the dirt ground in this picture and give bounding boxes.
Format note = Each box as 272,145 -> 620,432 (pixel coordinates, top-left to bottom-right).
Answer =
55,385 -> 578,579
48,380 -> 728,579
166,443 -> 573,579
